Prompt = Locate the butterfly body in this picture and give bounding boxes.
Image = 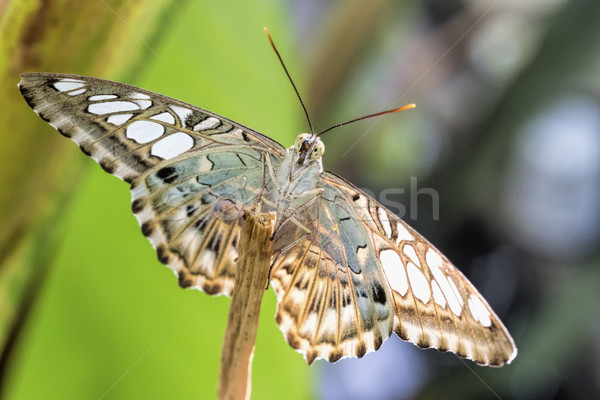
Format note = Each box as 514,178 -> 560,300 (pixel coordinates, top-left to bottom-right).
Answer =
267,137 -> 324,225
19,73 -> 516,367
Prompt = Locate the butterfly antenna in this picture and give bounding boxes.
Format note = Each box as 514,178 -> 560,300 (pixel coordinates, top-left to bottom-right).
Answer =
316,103 -> 416,137
264,27 -> 315,136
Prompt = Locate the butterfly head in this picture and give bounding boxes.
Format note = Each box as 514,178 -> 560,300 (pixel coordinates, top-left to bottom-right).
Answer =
294,133 -> 325,165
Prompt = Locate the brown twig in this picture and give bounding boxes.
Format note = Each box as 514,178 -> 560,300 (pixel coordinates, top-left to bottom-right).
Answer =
218,206 -> 275,400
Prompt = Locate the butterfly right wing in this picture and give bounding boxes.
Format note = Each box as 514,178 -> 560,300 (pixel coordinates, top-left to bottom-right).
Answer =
19,72 -> 284,296
321,173 -> 517,366
270,171 -> 516,366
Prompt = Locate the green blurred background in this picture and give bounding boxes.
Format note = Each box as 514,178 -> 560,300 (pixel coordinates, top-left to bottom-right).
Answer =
1,0 -> 600,399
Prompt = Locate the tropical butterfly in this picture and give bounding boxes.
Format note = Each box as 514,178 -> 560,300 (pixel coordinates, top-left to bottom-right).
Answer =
19,45 -> 516,368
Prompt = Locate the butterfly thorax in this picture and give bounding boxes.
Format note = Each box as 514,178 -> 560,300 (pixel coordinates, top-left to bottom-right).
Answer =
268,134 -> 324,223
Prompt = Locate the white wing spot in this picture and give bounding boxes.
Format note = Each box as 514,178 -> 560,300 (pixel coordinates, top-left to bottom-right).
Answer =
300,313 -> 318,338
198,250 -> 216,267
126,120 -> 165,144
193,117 -> 220,131
135,99 -> 152,110
351,194 -> 369,217
130,92 -> 151,99
169,105 -> 193,125
231,128 -> 243,137
443,276 -> 462,316
89,94 -> 118,101
396,222 -> 414,243
151,132 -> 194,159
377,208 -> 392,238
198,155 -> 214,172
468,295 -> 492,327
106,113 -> 133,126
380,249 -> 408,296
54,81 -> 85,92
88,101 -> 139,115
426,248 -> 462,316
403,244 -> 420,267
68,88 -> 86,96
150,112 -> 175,125
431,280 -> 446,308
321,309 -> 337,335
448,277 -> 463,306
425,248 -> 443,269
407,262 -> 430,304
356,245 -> 369,264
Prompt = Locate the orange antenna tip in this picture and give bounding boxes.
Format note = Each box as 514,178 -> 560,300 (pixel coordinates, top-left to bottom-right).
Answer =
264,27 -> 275,49
397,103 -> 416,111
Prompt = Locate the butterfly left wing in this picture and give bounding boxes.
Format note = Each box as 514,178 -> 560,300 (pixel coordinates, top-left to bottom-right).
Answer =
19,73 -> 285,296
270,172 -> 517,366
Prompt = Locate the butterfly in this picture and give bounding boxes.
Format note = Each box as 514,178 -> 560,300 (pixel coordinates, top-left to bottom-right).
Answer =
19,71 -> 516,367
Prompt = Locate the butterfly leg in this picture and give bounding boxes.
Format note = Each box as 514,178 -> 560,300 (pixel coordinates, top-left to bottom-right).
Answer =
272,188 -> 323,238
263,151 -> 284,194
249,151 -> 284,213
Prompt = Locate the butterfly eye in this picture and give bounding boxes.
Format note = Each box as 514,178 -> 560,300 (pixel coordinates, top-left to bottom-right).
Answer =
295,133 -> 310,151
310,141 -> 325,160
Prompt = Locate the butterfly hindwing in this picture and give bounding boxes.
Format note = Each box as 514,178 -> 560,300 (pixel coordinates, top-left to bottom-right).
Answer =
270,175 -> 396,364
131,147 -> 272,295
19,72 -> 283,296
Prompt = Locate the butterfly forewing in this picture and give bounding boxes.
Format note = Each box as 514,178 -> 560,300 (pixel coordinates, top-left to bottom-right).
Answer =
19,72 -> 516,366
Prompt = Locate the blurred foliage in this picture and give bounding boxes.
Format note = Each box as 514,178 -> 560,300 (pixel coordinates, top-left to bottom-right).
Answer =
0,0 -> 184,391
2,0 -> 600,399
1,0 -> 308,399
298,0 -> 600,399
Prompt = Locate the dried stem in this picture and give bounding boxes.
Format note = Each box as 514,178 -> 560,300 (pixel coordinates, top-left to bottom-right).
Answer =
218,206 -> 275,400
